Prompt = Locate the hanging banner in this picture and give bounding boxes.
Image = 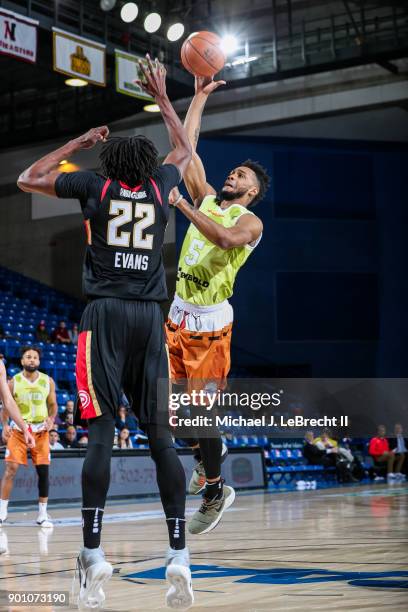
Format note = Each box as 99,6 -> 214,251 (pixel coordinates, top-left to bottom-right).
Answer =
52,28 -> 106,86
0,8 -> 38,64
115,49 -> 153,100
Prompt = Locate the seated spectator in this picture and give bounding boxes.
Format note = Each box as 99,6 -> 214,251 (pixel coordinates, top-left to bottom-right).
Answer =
61,399 -> 75,424
369,425 -> 403,482
62,425 -> 80,448
62,413 -> 75,428
315,429 -> 354,464
388,423 -> 407,481
314,429 -> 338,450
303,431 -> 337,467
52,321 -> 71,344
78,434 -> 88,447
49,429 -> 64,450
118,428 -> 133,449
69,323 -> 79,346
115,405 -> 138,431
36,320 -> 50,343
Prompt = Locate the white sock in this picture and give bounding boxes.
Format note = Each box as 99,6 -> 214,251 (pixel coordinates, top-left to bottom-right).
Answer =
38,502 -> 47,515
0,499 -> 9,516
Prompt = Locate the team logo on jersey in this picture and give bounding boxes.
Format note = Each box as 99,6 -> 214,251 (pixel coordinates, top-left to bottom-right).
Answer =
119,188 -> 147,200
78,390 -> 91,409
176,267 -> 209,288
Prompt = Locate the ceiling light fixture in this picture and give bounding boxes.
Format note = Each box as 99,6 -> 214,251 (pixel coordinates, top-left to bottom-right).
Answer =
144,12 -> 161,33
65,78 -> 88,87
143,103 -> 160,112
100,0 -> 116,11
120,2 -> 138,23
221,34 -> 239,55
167,23 -> 185,42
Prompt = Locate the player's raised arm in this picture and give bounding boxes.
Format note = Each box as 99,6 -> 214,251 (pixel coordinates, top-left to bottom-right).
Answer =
17,126 -> 109,196
182,76 -> 225,204
137,55 -> 192,177
0,362 -> 35,448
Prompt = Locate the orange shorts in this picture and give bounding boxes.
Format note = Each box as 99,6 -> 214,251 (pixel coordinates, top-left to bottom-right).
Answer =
165,297 -> 233,390
5,429 -> 50,466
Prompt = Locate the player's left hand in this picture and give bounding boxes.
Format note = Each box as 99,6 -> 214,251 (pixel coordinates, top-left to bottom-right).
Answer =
44,417 -> 55,432
135,54 -> 167,99
23,427 -> 36,449
75,126 -> 109,149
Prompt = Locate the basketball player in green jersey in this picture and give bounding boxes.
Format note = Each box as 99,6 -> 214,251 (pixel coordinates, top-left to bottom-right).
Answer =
166,76 -> 270,535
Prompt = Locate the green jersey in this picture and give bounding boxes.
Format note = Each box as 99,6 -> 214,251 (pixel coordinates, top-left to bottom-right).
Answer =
176,195 -> 261,306
12,371 -> 50,423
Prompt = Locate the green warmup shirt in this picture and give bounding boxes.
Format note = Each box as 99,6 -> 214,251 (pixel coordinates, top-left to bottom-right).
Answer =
176,195 -> 261,306
12,371 -> 50,423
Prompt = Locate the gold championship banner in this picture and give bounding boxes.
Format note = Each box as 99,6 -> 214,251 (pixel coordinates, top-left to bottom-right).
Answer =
115,49 -> 153,100
52,28 -> 106,86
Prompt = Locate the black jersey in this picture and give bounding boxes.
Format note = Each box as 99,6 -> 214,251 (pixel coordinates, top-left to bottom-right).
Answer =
55,165 -> 180,301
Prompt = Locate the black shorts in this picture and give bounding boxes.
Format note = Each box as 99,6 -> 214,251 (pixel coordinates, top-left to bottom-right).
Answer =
75,297 -> 169,424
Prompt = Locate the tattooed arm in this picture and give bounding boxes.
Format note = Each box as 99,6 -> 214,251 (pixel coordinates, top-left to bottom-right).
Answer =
182,76 -> 225,205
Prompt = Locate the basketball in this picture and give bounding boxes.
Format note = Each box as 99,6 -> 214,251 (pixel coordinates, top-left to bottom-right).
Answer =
181,31 -> 226,77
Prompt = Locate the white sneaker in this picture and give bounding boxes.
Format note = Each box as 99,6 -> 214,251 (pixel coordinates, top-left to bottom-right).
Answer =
0,513 -> 7,526
36,512 -> 53,528
395,472 -> 406,482
296,480 -> 306,490
387,472 -> 397,483
374,475 -> 385,482
165,547 -> 194,610
76,546 -> 113,610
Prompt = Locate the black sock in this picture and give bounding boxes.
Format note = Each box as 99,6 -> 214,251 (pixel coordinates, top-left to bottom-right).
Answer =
166,518 -> 186,550
82,507 -> 104,548
204,479 -> 223,501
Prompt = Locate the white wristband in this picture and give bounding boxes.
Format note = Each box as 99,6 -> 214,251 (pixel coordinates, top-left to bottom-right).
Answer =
173,193 -> 183,206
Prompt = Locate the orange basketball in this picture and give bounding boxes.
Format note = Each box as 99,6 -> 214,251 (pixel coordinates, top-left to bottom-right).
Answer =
181,31 -> 226,78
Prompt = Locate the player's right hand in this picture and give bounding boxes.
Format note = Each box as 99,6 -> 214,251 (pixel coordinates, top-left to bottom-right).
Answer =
23,427 -> 36,449
76,126 -> 109,149
195,76 -> 226,96
136,54 -> 167,100
1,424 -> 11,443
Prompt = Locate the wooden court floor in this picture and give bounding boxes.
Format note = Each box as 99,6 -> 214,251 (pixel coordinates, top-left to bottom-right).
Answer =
0,484 -> 407,611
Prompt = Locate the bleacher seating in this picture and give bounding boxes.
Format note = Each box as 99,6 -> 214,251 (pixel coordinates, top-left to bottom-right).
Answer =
0,266 -> 381,471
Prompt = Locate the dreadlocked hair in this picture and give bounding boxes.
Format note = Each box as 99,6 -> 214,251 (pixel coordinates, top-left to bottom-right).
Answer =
241,159 -> 271,207
99,135 -> 159,185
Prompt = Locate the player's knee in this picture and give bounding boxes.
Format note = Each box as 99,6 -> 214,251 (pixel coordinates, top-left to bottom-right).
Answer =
5,463 -> 18,479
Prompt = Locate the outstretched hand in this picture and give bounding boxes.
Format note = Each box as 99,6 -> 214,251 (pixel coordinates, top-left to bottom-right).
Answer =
195,76 -> 226,96
136,54 -> 167,99
76,126 -> 109,149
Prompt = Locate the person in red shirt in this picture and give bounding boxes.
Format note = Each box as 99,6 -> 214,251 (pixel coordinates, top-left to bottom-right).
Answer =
369,424 -> 400,482
51,321 -> 71,344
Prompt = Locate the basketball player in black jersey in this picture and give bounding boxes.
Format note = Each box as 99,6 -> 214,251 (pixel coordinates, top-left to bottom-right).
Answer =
18,57 -> 194,611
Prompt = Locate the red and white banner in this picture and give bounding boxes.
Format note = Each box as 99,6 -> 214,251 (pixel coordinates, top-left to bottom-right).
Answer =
0,8 -> 38,64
